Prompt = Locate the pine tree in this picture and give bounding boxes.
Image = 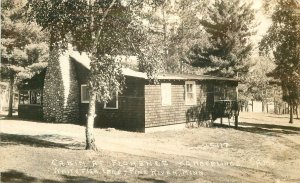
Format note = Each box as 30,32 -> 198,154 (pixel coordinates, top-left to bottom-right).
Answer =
188,0 -> 256,77
260,0 -> 300,123
1,0 -> 48,117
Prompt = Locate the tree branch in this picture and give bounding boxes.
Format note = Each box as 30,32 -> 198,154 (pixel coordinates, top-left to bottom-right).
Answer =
93,0 -> 117,53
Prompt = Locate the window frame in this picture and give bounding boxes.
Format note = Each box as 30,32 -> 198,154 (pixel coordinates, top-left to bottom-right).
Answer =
104,92 -> 118,109
185,81 -> 197,105
81,84 -> 89,103
161,83 -> 172,106
19,90 -> 30,105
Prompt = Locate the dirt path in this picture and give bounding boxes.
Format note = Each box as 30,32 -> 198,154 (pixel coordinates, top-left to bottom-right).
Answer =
1,112 -> 300,182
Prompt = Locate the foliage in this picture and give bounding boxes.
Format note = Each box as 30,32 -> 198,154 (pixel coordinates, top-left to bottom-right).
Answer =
260,0 -> 300,109
186,100 -> 239,127
187,0 -> 256,78
168,0 -> 210,73
186,102 -> 211,121
240,56 -> 275,102
134,1 -> 169,79
1,0 -> 49,81
135,0 -> 211,74
212,100 -> 239,119
262,0 -> 281,15
89,54 -> 124,101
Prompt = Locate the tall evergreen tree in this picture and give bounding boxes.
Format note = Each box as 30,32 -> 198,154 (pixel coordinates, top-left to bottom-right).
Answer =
260,0 -> 300,123
1,0 -> 48,117
188,0 -> 256,77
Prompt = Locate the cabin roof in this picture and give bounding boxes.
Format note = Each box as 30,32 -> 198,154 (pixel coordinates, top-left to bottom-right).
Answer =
69,50 -> 238,82
122,68 -> 238,82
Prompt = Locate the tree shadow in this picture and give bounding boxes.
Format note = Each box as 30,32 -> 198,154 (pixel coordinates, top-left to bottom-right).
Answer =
266,115 -> 300,120
44,175 -> 127,183
241,115 -> 300,123
213,123 -> 235,128
240,122 -> 300,132
265,115 -> 290,119
0,114 -> 46,123
138,177 -> 168,183
0,133 -> 84,150
237,122 -> 300,136
0,114 -> 84,125
1,170 -> 127,183
1,170 -> 38,183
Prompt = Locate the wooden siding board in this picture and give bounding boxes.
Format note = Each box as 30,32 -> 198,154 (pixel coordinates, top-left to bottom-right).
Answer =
77,75 -> 146,132
18,104 -> 43,120
145,81 -> 208,128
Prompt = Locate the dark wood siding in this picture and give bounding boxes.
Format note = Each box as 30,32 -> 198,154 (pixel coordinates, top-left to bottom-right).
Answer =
144,80 -> 237,127
75,60 -> 146,132
144,81 -> 207,127
18,104 -> 43,120
73,59 -> 90,125
18,70 -> 45,121
95,77 -> 145,132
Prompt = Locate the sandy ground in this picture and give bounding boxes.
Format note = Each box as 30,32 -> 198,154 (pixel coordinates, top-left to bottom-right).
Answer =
1,112 -> 300,183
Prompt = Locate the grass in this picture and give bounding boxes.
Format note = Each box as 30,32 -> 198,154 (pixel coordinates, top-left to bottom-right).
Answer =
1,112 -> 300,183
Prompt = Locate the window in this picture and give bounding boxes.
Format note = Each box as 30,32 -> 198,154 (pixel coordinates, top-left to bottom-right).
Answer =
161,83 -> 172,106
81,85 -> 90,103
104,92 -> 118,109
30,90 -> 42,104
185,81 -> 196,105
19,90 -> 42,105
214,85 -> 237,101
19,91 -> 30,104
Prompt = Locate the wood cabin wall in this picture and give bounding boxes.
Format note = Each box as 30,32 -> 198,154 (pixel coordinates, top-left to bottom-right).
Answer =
94,77 -> 145,132
73,60 -> 89,125
144,80 -> 208,128
18,104 -> 43,120
74,61 -> 146,131
144,80 -> 238,128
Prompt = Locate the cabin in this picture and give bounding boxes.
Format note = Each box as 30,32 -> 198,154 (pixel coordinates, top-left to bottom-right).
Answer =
18,50 -> 239,132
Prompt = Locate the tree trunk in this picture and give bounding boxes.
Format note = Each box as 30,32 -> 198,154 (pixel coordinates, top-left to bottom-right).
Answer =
234,115 -> 238,129
85,91 -> 98,150
279,106 -> 281,114
7,76 -> 14,117
296,105 -> 299,119
289,104 -> 293,124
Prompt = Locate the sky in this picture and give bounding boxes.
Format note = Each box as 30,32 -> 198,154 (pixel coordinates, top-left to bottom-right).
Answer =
252,0 -> 273,43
